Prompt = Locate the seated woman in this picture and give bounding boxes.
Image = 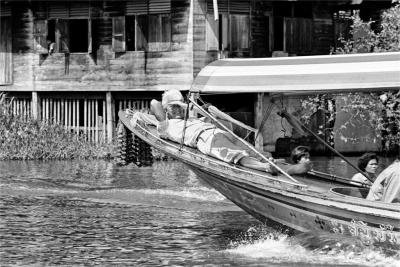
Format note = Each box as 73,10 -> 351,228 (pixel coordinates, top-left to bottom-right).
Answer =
291,146 -> 311,165
367,157 -> 400,203
351,152 -> 379,185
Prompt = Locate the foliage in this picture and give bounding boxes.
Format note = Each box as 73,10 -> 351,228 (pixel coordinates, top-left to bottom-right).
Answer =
0,93 -> 116,160
301,1 -> 400,153
301,92 -> 400,151
335,0 -> 400,54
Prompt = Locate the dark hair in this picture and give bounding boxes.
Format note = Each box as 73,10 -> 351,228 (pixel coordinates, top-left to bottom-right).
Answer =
166,104 -> 185,119
357,152 -> 379,172
291,146 -> 310,164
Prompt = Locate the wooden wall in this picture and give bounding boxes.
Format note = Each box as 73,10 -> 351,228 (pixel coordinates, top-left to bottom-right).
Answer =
2,0 -> 194,92
192,0 -> 208,77
0,17 -> 13,84
251,2 -> 273,57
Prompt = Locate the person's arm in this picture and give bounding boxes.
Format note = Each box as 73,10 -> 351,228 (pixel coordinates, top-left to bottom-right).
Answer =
150,99 -> 166,122
276,161 -> 312,175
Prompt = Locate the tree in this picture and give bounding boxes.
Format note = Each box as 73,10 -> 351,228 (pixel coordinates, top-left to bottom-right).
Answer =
301,1 -> 400,154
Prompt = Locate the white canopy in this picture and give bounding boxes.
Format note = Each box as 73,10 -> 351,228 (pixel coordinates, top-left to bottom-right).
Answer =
190,52 -> 400,94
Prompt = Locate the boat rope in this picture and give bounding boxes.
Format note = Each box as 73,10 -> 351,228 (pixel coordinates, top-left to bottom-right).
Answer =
189,97 -> 306,186
254,101 -> 273,141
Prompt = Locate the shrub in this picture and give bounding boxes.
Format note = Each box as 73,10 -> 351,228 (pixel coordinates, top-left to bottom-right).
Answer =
0,93 -> 115,160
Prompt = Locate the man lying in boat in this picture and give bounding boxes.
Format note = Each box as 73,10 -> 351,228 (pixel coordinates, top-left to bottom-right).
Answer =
149,89 -> 312,175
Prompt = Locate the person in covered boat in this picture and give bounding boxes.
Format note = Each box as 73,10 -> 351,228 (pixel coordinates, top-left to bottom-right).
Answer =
366,156 -> 400,203
150,89 -> 311,175
290,146 -> 311,165
351,152 -> 380,185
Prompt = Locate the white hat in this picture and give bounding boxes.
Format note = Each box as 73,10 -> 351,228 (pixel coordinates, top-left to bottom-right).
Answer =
161,89 -> 187,109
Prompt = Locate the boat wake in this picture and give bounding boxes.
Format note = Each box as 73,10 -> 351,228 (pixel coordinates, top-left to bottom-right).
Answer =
226,224 -> 400,267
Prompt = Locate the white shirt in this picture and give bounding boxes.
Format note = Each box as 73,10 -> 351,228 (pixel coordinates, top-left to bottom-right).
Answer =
157,118 -> 216,147
351,172 -> 373,186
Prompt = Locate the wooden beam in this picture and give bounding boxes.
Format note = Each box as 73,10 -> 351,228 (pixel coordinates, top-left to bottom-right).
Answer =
213,0 -> 218,20
254,93 -> 264,151
31,92 -> 40,120
106,92 -> 115,143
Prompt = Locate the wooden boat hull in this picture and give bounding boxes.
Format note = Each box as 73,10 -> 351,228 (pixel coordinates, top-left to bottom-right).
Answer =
192,167 -> 399,246
118,110 -> 400,247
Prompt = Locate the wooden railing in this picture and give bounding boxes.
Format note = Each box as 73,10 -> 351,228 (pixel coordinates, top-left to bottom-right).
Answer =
4,93 -> 152,143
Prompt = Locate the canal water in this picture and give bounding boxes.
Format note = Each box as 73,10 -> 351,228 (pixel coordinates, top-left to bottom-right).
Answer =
0,157 -> 399,266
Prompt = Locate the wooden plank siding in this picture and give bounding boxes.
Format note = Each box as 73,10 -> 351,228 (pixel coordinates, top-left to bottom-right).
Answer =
0,17 -> 13,84
312,3 -> 335,55
1,0 -> 194,92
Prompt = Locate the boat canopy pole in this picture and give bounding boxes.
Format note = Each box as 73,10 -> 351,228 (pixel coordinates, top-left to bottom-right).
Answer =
278,110 -> 372,183
179,98 -> 191,150
189,97 -> 306,186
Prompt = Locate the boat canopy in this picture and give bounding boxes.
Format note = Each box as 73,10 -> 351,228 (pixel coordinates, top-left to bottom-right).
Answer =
190,52 -> 400,95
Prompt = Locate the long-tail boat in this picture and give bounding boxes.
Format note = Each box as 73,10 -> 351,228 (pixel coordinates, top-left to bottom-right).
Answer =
117,52 -> 400,248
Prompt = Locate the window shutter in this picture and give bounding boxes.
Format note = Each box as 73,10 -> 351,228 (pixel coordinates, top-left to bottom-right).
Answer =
161,14 -> 171,43
206,13 -> 219,51
149,0 -> 171,14
126,0 -> 147,15
88,18 -> 92,53
56,19 -> 70,53
221,14 -> 228,50
207,0 -> 228,13
148,14 -> 171,51
112,16 -> 126,52
0,5 -> 11,17
231,14 -> 249,51
136,15 -> 148,51
70,2 -> 90,17
229,0 -> 250,14
48,3 -> 69,19
306,19 -> 313,51
34,20 -> 48,54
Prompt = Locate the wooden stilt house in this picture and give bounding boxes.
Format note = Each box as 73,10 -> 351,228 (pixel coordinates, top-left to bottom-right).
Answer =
0,0 -> 393,150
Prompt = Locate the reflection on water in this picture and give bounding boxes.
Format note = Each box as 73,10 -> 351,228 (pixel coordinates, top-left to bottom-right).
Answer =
0,158 -> 398,266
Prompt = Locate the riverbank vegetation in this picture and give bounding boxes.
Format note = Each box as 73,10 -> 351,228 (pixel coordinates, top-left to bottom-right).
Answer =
0,93 -> 115,160
301,1 -> 400,154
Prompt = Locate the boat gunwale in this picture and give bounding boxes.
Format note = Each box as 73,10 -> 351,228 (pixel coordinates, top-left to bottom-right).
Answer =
120,111 -> 400,216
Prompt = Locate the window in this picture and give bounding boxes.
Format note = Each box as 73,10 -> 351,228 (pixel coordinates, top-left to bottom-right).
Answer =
112,17 -> 126,52
205,13 -> 248,53
112,14 -> 171,52
34,20 -> 48,53
36,19 -> 92,53
126,16 -> 135,51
